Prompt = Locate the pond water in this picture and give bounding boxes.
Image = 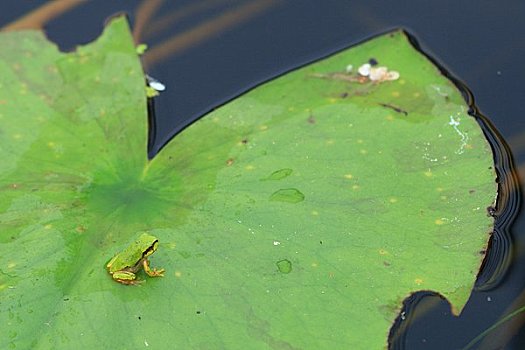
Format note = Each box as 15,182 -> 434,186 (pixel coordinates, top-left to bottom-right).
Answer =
2,1 -> 524,348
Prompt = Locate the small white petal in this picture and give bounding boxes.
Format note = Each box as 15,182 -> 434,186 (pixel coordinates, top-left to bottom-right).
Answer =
149,81 -> 166,91
358,63 -> 371,76
146,75 -> 166,91
369,66 -> 388,81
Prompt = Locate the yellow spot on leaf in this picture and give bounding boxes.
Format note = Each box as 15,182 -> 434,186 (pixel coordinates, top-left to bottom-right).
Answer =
356,139 -> 364,144
311,210 -> 319,216
44,224 -> 53,230
328,98 -> 337,103
245,165 -> 255,171
435,219 -> 444,225
391,91 -> 400,97
13,133 -> 22,140
311,262 -> 318,268
359,149 -> 368,155
389,197 -> 398,203
326,139 -> 335,145
259,125 -> 268,131
386,115 -> 394,121
414,278 -> 424,285
352,185 -> 360,190
8,262 -> 16,269
47,142 -> 55,148
378,249 -> 388,255
344,174 -> 353,179
424,170 -> 433,177
175,271 -> 182,278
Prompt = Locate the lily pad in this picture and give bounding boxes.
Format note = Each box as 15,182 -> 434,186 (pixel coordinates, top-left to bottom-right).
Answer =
0,17 -> 497,349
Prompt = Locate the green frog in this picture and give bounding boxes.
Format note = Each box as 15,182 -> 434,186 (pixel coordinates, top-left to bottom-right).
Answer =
106,233 -> 165,285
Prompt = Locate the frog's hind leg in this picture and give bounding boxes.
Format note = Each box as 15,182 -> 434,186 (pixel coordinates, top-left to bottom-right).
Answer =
143,259 -> 165,277
116,278 -> 144,285
111,271 -> 142,285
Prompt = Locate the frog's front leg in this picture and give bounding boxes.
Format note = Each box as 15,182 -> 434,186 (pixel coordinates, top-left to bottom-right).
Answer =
143,259 -> 165,277
111,270 -> 141,285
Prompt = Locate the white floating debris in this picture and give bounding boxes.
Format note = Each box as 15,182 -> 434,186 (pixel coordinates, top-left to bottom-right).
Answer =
146,74 -> 166,91
358,63 -> 371,76
345,64 -> 353,73
273,240 -> 281,246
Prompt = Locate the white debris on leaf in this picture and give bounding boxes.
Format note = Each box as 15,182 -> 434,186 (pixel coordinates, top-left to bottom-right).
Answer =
358,63 -> 371,76
357,63 -> 399,82
369,66 -> 388,81
314,60 -> 399,84
369,66 -> 400,82
448,115 -> 469,154
386,71 -> 400,80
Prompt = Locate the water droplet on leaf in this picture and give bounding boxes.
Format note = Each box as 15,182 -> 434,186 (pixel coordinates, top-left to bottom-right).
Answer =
276,259 -> 292,274
269,188 -> 305,203
261,168 -> 293,181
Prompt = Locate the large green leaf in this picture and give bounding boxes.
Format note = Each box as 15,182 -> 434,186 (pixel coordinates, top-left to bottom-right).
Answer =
0,17 -> 496,349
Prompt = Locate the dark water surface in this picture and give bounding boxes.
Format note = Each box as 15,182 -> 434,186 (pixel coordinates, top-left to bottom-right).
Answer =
2,1 -> 524,349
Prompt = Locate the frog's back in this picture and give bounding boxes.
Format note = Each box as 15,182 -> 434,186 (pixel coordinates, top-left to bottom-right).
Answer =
109,234 -> 155,271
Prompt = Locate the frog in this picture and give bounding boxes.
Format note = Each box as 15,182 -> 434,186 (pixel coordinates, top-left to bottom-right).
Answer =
106,233 -> 165,285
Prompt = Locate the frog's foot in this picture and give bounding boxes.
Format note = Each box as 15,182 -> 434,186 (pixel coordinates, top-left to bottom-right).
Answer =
143,260 -> 165,277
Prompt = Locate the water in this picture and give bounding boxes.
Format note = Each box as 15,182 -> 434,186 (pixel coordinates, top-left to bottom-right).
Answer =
2,1 -> 524,348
